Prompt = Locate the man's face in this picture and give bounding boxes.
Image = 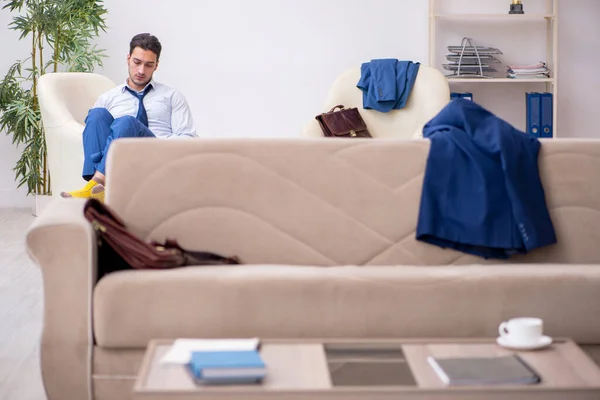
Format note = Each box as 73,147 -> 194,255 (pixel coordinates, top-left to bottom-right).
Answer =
127,47 -> 158,90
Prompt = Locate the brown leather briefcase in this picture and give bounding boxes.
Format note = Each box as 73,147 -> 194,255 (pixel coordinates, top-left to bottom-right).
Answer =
315,105 -> 372,138
83,199 -> 240,278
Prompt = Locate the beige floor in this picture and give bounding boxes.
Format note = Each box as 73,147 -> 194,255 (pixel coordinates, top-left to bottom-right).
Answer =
0,208 -> 47,400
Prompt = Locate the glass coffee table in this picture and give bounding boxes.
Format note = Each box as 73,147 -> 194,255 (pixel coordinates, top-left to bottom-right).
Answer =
133,338 -> 600,399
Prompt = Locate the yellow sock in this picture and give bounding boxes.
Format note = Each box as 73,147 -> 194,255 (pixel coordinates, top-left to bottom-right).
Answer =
62,180 -> 99,199
90,185 -> 105,203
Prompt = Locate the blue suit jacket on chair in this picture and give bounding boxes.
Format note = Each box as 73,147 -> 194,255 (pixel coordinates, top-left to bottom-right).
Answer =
416,99 -> 557,259
357,59 -> 420,112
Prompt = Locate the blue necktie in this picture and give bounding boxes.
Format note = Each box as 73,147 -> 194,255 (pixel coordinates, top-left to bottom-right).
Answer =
125,85 -> 152,127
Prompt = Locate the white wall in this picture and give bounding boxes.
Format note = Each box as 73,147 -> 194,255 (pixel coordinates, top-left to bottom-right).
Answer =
94,0 -> 429,138
558,0 -> 600,138
0,0 -> 598,207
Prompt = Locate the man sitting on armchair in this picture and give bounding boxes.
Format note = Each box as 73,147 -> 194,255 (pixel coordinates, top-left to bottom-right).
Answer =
61,32 -> 197,202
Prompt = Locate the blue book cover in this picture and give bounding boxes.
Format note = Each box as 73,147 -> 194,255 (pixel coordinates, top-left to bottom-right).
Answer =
526,93 -> 541,138
540,92 -> 553,138
189,350 -> 266,380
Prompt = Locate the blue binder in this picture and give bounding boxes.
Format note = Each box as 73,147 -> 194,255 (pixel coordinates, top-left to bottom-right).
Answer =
451,92 -> 473,101
461,92 -> 473,101
526,93 -> 541,138
540,92 -> 553,138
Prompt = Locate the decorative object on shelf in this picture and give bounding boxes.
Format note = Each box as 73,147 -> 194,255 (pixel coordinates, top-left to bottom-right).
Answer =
443,37 -> 503,79
509,0 -> 525,14
507,62 -> 550,79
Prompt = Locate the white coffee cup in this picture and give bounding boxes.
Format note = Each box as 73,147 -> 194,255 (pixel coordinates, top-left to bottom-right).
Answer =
498,317 -> 543,345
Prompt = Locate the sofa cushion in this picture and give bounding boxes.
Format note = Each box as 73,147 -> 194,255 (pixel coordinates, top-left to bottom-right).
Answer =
93,264 -> 600,348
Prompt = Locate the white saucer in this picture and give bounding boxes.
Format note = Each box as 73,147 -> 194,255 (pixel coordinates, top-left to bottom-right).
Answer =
496,335 -> 553,351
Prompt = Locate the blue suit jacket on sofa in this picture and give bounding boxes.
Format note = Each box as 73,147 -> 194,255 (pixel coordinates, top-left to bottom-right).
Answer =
416,99 -> 557,259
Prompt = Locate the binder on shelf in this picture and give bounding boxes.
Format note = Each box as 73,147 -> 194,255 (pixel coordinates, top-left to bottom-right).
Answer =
451,92 -> 473,101
526,92 -> 541,138
540,93 -> 553,138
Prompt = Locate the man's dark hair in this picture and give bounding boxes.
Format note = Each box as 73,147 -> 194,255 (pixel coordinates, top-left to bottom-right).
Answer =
129,33 -> 162,60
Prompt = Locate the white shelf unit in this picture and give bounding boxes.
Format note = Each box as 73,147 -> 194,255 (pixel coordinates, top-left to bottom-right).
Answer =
434,14 -> 555,20
429,0 -> 558,137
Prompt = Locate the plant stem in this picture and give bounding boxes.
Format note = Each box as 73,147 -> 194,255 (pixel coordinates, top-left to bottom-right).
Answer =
43,145 -> 48,194
54,26 -> 60,72
32,29 -> 37,108
38,30 -> 44,76
37,28 -> 48,194
46,162 -> 51,195
31,29 -> 41,195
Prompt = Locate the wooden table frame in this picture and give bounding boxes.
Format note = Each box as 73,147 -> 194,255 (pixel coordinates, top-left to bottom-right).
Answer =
134,337 -> 600,400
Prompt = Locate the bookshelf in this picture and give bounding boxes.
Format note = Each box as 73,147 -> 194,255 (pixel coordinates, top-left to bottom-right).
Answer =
429,0 -> 558,137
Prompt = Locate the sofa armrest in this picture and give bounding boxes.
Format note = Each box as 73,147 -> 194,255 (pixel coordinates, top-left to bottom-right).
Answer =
26,198 -> 96,400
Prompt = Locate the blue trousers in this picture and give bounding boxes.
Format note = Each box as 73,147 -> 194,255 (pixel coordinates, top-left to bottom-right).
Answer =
82,108 -> 155,180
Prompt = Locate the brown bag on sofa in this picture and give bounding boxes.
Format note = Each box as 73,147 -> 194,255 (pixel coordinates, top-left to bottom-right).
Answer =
83,198 -> 240,278
315,105 -> 372,138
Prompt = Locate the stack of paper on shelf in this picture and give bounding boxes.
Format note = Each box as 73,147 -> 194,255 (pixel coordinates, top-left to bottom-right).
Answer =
507,62 -> 550,79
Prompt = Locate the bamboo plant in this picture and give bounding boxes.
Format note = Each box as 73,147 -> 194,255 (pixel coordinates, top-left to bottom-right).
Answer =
0,0 -> 107,195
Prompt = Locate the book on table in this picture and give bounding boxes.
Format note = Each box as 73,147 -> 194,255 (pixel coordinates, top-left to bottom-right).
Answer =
187,350 -> 266,385
427,354 -> 541,386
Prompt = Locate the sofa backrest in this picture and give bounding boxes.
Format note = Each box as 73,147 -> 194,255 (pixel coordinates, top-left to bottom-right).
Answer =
106,138 -> 600,266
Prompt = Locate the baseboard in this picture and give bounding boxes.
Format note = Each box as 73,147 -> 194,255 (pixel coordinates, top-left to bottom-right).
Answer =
0,189 -> 33,208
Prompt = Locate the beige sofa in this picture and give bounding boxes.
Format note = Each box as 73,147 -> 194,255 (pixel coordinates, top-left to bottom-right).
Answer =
26,138 -> 600,400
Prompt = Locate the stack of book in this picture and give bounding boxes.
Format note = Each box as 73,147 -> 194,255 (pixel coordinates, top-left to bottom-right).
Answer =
507,62 -> 550,79
160,338 -> 266,385
188,349 -> 266,385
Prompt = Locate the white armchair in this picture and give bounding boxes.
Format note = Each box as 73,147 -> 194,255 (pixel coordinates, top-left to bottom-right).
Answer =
38,72 -> 115,196
302,64 -> 450,139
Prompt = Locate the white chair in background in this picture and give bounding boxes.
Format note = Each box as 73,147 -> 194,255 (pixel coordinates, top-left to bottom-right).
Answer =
38,72 -> 115,196
302,64 -> 450,139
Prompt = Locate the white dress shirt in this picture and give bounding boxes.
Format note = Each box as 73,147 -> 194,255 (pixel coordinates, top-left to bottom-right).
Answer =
93,79 -> 197,138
